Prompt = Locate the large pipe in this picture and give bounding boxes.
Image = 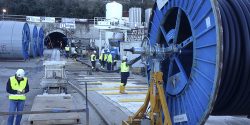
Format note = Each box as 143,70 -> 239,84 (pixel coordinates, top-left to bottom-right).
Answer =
0,21 -> 30,60
28,24 -> 38,58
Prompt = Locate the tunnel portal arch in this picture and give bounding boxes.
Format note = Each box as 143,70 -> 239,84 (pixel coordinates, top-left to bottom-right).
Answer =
44,30 -> 68,49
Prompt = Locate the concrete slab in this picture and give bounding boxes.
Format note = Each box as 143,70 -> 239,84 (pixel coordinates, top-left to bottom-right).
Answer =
66,58 -> 250,125
88,87 -> 147,91
100,91 -> 147,95
28,94 -> 81,125
86,91 -> 129,124
118,99 -> 145,102
206,116 -> 250,125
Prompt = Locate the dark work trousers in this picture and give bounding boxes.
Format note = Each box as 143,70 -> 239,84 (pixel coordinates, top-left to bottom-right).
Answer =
102,61 -> 106,68
121,72 -> 129,86
91,61 -> 96,68
8,100 -> 25,125
65,51 -> 69,58
112,62 -> 117,70
107,62 -> 112,70
99,60 -> 103,67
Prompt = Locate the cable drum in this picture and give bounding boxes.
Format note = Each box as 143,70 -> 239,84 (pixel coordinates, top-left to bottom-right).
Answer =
0,21 -> 30,60
29,24 -> 38,58
148,0 -> 250,124
212,0 -> 250,115
37,27 -> 44,56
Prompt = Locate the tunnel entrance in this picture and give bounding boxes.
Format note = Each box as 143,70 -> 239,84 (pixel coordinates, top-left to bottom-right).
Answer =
44,32 -> 68,49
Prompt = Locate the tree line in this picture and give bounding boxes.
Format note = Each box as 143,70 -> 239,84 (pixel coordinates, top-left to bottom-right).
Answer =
0,0 -> 153,19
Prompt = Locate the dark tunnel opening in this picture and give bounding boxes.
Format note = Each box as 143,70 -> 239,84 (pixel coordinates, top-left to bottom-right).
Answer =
44,32 -> 68,49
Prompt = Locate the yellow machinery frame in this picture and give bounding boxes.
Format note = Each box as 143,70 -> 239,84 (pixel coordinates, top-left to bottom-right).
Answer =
122,72 -> 172,125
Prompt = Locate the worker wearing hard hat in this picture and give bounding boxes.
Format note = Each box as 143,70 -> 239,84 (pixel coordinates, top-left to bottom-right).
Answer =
112,55 -> 118,70
60,41 -> 63,50
90,51 -> 97,69
120,56 -> 130,94
6,69 -> 29,125
103,50 -> 108,69
146,63 -> 151,85
99,51 -> 104,69
65,45 -> 70,58
107,51 -> 113,71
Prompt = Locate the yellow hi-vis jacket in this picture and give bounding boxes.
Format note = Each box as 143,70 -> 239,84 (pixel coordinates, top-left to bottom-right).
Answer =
65,46 -> 70,51
121,62 -> 129,72
107,54 -> 113,63
99,53 -> 103,61
90,54 -> 96,61
9,76 -> 28,100
104,54 -> 108,61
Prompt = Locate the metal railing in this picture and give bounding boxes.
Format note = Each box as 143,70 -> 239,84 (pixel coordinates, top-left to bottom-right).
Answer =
94,17 -> 147,29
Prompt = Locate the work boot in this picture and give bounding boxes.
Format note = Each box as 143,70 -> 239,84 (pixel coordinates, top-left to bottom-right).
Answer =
120,85 -> 126,94
119,85 -> 123,93
122,86 -> 126,94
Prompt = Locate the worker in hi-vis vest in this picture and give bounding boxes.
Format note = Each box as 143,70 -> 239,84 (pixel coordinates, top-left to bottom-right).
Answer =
65,45 -> 70,58
120,56 -> 130,94
112,56 -> 118,70
103,51 -> 108,69
90,51 -> 97,69
6,69 -> 29,125
99,51 -> 104,69
107,51 -> 113,71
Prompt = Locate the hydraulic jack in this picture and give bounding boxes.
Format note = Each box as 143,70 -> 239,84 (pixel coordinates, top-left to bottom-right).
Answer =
122,72 -> 172,125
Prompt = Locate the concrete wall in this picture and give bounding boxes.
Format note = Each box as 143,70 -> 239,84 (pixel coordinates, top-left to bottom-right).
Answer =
29,22 -> 100,39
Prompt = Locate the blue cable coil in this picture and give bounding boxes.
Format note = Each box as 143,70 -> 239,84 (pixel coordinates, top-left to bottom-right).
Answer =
22,23 -> 30,60
31,26 -> 38,58
38,27 -> 44,56
148,0 -> 250,124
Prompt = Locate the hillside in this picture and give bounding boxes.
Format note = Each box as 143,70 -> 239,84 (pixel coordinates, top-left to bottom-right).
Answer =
0,0 -> 154,18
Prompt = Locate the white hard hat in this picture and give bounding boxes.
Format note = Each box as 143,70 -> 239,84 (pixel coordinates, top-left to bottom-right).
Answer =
16,69 -> 25,78
93,51 -> 96,53
122,56 -> 127,60
101,49 -> 105,53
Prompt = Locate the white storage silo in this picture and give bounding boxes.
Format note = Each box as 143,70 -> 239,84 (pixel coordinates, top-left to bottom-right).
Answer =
106,1 -> 123,20
145,8 -> 152,27
129,7 -> 142,28
105,1 -> 123,45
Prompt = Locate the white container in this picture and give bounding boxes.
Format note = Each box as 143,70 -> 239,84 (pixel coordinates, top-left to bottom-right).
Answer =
106,1 -> 123,20
113,32 -> 124,40
41,61 -> 67,88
